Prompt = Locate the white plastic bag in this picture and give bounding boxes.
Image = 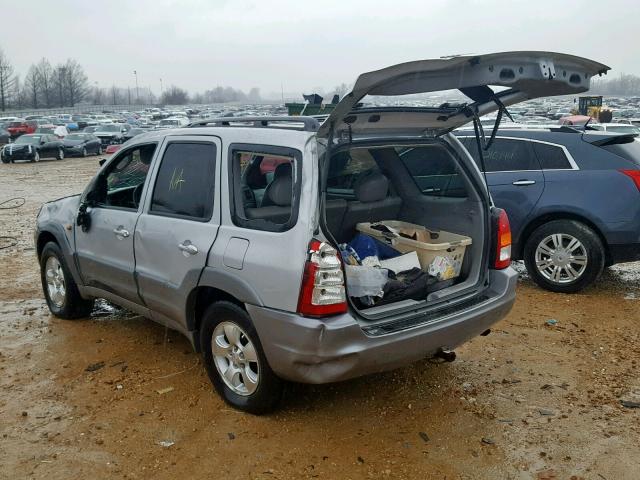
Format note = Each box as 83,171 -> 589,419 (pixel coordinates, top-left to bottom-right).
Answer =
344,265 -> 388,298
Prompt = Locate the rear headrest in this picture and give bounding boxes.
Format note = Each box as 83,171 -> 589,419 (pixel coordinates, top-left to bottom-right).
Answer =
354,171 -> 389,203
266,176 -> 292,206
273,162 -> 292,179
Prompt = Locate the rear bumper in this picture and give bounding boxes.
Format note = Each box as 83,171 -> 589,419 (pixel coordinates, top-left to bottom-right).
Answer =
248,267 -> 517,384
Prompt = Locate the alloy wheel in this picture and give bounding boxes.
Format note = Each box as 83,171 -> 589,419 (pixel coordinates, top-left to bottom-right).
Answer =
211,321 -> 259,396
45,256 -> 66,308
535,233 -> 588,284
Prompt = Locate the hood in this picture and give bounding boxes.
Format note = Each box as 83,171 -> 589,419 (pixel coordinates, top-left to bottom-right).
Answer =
318,51 -> 609,139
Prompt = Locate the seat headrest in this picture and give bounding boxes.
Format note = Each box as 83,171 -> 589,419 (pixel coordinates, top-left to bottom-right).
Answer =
354,171 -> 389,203
266,176 -> 292,206
273,162 -> 292,179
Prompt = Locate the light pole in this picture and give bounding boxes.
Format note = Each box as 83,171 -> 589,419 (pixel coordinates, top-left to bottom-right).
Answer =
160,78 -> 163,99
133,70 -> 139,105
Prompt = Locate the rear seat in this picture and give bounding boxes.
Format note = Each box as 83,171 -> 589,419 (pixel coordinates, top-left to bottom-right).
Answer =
334,172 -> 402,242
245,168 -> 292,224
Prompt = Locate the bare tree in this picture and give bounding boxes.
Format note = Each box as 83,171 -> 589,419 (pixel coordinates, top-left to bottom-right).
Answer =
24,65 -> 40,108
161,85 -> 189,105
64,59 -> 88,106
35,58 -> 54,107
0,48 -> 16,111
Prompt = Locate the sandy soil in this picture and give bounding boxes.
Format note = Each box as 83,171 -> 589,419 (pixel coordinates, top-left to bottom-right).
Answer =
1,156 -> 639,480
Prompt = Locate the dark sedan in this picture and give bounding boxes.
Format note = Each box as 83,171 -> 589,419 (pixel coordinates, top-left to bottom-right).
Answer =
1,134 -> 65,163
63,133 -> 102,157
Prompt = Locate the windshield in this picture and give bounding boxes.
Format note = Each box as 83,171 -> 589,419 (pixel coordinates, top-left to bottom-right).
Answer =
8,121 -> 23,127
36,128 -> 54,133
97,125 -> 121,132
159,119 -> 178,126
15,135 -> 42,144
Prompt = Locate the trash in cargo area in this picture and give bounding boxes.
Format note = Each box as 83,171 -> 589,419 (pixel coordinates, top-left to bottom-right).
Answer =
339,220 -> 472,308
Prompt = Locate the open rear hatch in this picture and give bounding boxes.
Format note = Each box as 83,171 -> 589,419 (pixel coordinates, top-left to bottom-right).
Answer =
318,51 -> 608,321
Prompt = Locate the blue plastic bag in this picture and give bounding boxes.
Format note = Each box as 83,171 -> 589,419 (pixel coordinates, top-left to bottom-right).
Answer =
348,234 -> 400,261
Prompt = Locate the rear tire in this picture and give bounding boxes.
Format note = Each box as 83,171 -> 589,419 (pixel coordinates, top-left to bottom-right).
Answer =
40,242 -> 94,319
523,220 -> 605,293
200,301 -> 283,414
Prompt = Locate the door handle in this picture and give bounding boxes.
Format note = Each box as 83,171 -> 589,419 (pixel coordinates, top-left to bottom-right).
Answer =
512,180 -> 536,186
178,241 -> 198,256
113,226 -> 130,238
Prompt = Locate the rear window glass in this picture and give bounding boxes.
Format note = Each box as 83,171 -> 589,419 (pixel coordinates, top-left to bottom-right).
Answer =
399,145 -> 468,198
464,138 -> 539,172
601,139 -> 640,166
531,142 -> 572,169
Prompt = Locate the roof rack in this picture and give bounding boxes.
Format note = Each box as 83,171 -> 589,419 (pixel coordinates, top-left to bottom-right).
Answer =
187,116 -> 320,132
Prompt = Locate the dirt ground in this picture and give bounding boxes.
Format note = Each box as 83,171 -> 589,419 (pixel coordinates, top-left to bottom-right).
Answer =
1,156 -> 639,480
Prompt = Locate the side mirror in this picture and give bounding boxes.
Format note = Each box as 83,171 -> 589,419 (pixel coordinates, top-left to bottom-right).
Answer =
99,158 -> 107,166
76,203 -> 92,232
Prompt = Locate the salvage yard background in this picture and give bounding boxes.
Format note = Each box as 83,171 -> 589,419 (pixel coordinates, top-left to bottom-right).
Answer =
1,157 -> 639,479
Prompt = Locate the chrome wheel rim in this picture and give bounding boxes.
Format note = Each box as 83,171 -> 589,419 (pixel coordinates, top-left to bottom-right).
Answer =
34,152 -> 39,162
45,256 -> 66,307
82,148 -> 87,157
211,321 -> 259,396
59,149 -> 64,159
535,233 -> 587,284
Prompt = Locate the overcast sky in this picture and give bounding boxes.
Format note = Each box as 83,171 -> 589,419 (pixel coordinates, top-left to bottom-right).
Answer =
0,0 -> 638,99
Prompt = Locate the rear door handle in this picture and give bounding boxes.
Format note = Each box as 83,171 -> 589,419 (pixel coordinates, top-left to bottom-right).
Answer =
512,180 -> 536,186
178,241 -> 198,256
113,226 -> 130,238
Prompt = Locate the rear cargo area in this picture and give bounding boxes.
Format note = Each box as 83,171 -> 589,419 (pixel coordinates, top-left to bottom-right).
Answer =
323,142 -> 487,315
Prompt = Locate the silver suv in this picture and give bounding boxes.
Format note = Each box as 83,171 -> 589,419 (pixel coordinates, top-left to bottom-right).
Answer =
35,51 -> 607,413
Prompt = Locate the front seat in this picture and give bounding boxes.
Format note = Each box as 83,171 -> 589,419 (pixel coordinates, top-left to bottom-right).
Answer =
338,171 -> 402,242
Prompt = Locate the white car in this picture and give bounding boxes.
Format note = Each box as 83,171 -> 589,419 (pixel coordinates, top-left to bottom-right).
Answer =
589,123 -> 640,135
156,117 -> 190,129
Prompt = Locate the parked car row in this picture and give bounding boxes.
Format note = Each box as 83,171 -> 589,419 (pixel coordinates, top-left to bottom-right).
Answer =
1,132 -> 103,163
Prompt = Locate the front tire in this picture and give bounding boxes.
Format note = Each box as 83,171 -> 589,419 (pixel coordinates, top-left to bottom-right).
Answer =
40,242 -> 94,319
57,148 -> 64,160
523,220 -> 605,293
82,147 -> 87,157
33,151 -> 40,162
200,301 -> 283,414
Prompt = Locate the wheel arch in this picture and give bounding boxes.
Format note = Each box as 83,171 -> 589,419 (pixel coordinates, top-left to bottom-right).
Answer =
36,230 -> 60,260
186,286 -> 246,352
517,212 -> 610,263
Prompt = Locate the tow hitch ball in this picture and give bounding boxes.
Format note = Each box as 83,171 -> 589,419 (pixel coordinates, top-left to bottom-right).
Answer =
434,348 -> 456,363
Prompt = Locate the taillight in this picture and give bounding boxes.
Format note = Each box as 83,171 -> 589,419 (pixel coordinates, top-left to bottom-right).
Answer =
620,169 -> 640,191
297,239 -> 347,317
492,208 -> 512,269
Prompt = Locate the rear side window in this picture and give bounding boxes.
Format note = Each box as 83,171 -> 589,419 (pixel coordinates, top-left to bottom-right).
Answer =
229,145 -> 300,232
464,138 -> 539,172
399,145 -> 468,197
600,139 -> 640,166
150,142 -> 216,221
531,142 -> 572,169
327,150 -> 381,198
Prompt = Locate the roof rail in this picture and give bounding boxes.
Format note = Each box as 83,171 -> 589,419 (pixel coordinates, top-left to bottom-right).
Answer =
187,116 -> 320,132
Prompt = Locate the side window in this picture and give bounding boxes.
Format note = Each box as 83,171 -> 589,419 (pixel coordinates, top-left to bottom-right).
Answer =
230,145 -> 299,232
327,150 -> 381,197
94,144 -> 156,210
150,142 -> 217,220
531,142 -> 572,169
399,145 -> 468,198
465,138 -> 539,172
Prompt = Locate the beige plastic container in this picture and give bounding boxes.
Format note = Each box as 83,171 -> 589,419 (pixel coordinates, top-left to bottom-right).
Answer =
356,221 -> 472,280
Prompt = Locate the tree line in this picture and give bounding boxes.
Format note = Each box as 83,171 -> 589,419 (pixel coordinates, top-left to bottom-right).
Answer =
0,47 -> 263,112
590,73 -> 640,96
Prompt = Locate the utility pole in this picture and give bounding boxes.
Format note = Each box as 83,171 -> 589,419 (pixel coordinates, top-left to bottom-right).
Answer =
133,70 -> 139,104
160,78 -> 163,99
128,86 -> 131,105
